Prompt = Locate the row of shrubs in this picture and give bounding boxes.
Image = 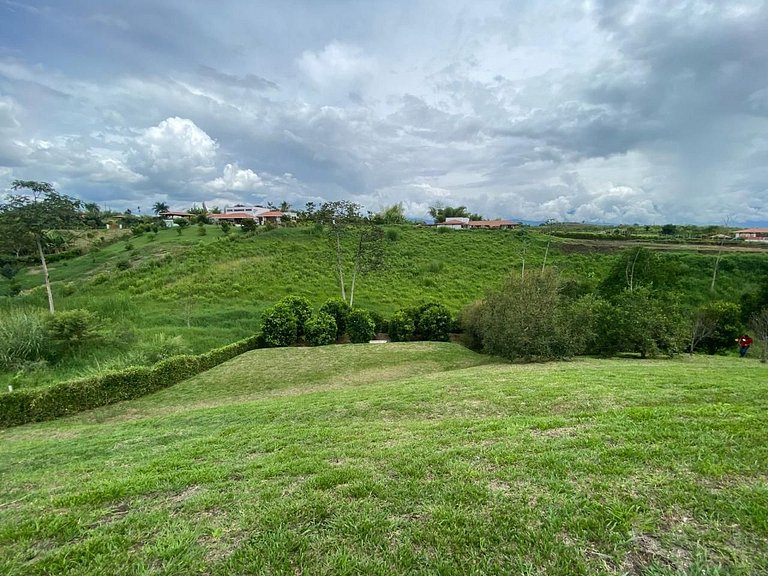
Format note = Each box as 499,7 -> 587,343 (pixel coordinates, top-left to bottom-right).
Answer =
0,334 -> 261,428
259,297 -> 457,348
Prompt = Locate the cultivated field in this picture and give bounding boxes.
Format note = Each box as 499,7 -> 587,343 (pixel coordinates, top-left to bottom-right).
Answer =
1,343 -> 766,575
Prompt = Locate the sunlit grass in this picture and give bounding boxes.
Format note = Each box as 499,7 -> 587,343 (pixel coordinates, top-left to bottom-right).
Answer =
1,346 -> 766,575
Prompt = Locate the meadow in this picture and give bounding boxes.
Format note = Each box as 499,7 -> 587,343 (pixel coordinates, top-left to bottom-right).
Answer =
1,344 -> 766,575
2,223 -> 766,389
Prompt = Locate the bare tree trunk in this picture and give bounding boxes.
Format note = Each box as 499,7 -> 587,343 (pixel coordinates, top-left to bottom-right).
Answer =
349,232 -> 364,308
626,248 -> 641,292
36,236 -> 55,314
710,244 -> 723,291
541,239 -> 550,273
334,228 -> 346,302
520,241 -> 527,279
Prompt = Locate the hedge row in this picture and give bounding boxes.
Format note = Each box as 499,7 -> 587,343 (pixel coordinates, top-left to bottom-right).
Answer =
0,334 -> 261,428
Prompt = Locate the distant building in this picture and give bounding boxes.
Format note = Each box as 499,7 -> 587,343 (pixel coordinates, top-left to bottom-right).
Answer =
734,228 -> 768,242
436,217 -> 520,230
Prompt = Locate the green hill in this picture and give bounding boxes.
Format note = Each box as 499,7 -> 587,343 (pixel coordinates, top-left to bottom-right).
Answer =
1,344 -> 766,575
1,224 -> 767,388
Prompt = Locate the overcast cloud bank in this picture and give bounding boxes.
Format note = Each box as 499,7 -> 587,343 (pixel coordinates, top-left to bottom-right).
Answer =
1,0 -> 767,224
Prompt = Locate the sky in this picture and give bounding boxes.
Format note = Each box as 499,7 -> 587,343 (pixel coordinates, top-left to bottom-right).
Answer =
1,0 -> 767,225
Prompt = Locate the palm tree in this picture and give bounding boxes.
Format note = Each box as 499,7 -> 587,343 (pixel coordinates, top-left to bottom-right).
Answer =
279,201 -> 292,212
152,201 -> 169,215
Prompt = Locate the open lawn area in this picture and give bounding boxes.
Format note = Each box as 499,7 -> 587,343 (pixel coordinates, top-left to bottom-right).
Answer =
1,343 -> 766,575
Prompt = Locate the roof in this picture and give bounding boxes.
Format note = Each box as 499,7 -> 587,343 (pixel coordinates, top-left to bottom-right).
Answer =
735,228 -> 768,233
159,211 -> 192,217
258,211 -> 284,217
465,220 -> 519,227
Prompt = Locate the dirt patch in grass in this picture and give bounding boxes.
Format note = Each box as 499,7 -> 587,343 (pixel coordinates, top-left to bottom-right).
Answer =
168,485 -> 204,505
92,501 -> 130,527
622,533 -> 692,575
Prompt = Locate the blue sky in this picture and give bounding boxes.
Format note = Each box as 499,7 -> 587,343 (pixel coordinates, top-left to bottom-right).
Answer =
1,0 -> 767,224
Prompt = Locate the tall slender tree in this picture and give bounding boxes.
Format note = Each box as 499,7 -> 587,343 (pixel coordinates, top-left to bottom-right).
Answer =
1,180 -> 82,313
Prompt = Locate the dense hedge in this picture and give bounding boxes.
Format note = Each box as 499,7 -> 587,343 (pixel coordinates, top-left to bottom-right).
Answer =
0,334 -> 261,428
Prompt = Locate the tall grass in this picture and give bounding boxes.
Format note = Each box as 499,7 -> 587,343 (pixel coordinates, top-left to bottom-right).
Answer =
0,309 -> 47,370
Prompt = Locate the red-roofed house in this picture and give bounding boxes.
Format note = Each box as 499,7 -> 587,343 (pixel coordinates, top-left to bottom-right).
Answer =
734,228 -> 768,241
465,219 -> 520,229
209,212 -> 257,224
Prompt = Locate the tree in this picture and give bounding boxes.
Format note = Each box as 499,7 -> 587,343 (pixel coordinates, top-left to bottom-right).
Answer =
279,201 -> 292,213
463,269 -> 581,361
428,204 -> 471,223
314,201 -> 386,307
0,181 -> 82,313
376,203 -> 407,224
749,308 -> 768,363
152,201 -> 169,215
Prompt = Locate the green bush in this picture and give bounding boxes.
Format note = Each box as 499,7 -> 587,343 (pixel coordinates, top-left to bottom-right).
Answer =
388,309 -> 415,342
279,295 -> 312,338
319,298 -> 352,340
45,309 -> 99,359
414,302 -> 452,341
304,312 -> 337,346
260,303 -> 298,347
347,308 -> 375,344
463,269 -> 580,362
0,310 -> 47,370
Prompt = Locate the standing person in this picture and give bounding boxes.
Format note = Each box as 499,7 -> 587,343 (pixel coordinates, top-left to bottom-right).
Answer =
737,334 -> 753,357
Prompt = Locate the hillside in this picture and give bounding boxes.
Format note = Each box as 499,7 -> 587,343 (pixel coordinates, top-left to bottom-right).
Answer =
1,224 -> 767,388
1,344 -> 766,575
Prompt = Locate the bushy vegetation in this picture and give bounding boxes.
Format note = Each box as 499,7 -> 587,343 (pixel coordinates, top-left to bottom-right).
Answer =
319,298 -> 351,340
260,301 -> 298,348
346,308 -> 375,343
304,311 -> 337,346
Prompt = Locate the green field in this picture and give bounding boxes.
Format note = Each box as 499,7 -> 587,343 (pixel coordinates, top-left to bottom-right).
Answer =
2,224 -> 767,390
1,343 -> 766,575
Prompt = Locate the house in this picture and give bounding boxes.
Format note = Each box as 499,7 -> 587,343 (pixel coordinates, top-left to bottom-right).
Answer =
226,205 -> 272,216
437,217 -> 469,229
159,211 -> 193,227
465,219 -> 520,230
734,228 -> 768,242
436,217 -> 520,230
256,210 -> 287,225
208,212 -> 258,224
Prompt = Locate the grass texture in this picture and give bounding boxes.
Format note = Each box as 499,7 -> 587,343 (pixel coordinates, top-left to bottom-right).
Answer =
1,343 -> 766,575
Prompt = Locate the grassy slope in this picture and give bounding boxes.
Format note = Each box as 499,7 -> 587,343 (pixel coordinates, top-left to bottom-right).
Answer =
2,224 -> 767,388
1,343 -> 766,575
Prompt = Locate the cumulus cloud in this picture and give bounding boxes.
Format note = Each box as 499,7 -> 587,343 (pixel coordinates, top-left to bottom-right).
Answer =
129,117 -> 218,177
205,163 -> 264,192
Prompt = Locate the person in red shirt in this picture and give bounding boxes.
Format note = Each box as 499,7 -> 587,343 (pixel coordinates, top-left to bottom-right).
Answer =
737,334 -> 753,357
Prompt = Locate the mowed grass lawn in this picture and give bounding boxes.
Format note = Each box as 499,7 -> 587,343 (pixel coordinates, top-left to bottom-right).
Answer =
1,344 -> 766,575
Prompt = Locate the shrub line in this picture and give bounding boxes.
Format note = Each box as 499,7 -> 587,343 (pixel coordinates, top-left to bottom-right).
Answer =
0,334 -> 262,428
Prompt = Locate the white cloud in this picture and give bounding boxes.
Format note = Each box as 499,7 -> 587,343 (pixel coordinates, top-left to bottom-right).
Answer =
129,117 -> 218,177
205,163 -> 264,192
297,42 -> 375,100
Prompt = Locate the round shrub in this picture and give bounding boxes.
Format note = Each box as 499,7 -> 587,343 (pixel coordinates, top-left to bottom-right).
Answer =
414,302 -> 452,341
319,298 -> 352,340
388,310 -> 415,342
304,312 -> 337,346
260,303 -> 298,347
347,308 -> 375,343
279,295 -> 312,338
45,309 -> 100,360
